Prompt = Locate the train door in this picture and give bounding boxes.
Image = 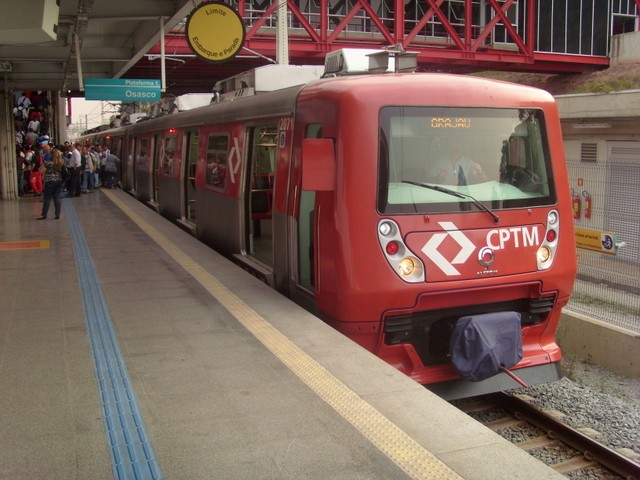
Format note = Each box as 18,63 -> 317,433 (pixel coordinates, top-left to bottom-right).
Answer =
136,136 -> 150,201
127,137 -> 137,193
111,136 -> 123,159
136,134 -> 156,207
244,124 -> 277,267
152,134 -> 160,204
296,124 -> 322,295
183,130 -> 198,224
108,135 -> 124,188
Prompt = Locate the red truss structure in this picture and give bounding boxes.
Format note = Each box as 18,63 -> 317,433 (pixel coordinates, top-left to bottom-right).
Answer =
133,0 -> 637,93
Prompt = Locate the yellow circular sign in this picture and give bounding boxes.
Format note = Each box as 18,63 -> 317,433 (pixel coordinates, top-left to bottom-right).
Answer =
186,2 -> 246,63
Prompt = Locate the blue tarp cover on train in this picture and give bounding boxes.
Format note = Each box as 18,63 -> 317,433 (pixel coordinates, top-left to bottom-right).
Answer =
450,312 -> 523,382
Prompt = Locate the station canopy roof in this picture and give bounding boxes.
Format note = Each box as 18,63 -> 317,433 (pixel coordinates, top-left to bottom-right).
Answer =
0,0 -> 274,97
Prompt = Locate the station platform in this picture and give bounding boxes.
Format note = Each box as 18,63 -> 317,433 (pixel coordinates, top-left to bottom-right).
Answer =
0,189 -> 564,480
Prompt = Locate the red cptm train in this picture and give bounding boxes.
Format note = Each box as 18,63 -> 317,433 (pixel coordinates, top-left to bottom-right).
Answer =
83,50 -> 576,399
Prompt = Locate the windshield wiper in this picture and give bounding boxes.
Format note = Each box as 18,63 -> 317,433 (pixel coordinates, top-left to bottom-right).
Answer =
402,180 -> 500,223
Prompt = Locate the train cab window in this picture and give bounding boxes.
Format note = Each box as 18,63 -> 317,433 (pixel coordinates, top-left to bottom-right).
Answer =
298,123 -> 322,291
378,107 -> 556,214
205,134 -> 229,188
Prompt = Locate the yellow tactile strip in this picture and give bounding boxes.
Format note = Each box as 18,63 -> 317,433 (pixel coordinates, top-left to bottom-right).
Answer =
103,190 -> 462,480
0,240 -> 50,250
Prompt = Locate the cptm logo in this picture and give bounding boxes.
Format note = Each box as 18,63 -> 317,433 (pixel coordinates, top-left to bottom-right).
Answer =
421,222 -> 475,276
421,221 -> 540,276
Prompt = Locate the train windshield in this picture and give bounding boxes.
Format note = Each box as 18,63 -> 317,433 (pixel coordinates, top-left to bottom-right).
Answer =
378,107 -> 556,214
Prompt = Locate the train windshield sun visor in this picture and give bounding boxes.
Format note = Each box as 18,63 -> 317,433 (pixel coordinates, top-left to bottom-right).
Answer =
378,106 -> 557,215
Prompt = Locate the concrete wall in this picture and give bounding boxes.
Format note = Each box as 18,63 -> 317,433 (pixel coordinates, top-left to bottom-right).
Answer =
556,88 -> 640,371
558,310 -> 640,379
610,31 -> 640,66
556,90 -> 640,120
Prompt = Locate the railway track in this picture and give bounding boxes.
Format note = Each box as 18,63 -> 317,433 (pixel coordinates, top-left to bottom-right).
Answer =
453,392 -> 640,479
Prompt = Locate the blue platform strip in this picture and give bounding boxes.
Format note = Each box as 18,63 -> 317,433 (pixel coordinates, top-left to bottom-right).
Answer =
65,200 -> 163,480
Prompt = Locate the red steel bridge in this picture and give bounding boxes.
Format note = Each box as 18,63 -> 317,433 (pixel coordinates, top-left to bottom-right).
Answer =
126,0 -> 640,94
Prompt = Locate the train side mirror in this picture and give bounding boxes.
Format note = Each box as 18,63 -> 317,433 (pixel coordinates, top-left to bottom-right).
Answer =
302,138 -> 335,192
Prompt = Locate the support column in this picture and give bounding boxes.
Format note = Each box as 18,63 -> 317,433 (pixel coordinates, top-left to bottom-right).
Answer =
0,93 -> 17,200
54,92 -> 69,143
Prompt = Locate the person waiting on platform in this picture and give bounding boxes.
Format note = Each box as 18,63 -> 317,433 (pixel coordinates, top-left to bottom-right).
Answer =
29,144 -> 46,196
81,145 -> 95,193
16,147 -> 27,196
104,152 -> 120,189
66,143 -> 82,197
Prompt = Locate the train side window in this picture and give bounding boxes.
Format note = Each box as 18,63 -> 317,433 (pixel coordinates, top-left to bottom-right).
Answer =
253,128 -> 276,191
127,137 -> 136,191
162,136 -> 177,176
306,124 -> 322,139
245,125 -> 277,266
137,138 -> 148,167
298,123 -> 322,291
111,137 -> 122,158
205,134 -> 229,188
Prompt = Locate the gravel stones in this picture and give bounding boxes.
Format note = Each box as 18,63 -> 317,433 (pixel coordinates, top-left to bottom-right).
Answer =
514,360 -> 640,458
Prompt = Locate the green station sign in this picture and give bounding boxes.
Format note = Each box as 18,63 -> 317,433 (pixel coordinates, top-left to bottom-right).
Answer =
84,78 -> 162,101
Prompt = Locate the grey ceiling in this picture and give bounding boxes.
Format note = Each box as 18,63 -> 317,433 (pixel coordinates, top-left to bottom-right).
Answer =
0,0 -> 197,95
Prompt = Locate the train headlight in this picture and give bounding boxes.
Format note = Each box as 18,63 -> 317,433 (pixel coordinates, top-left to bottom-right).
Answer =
379,221 -> 394,237
377,219 -> 425,283
398,257 -> 416,276
537,210 -> 560,270
537,246 -> 551,264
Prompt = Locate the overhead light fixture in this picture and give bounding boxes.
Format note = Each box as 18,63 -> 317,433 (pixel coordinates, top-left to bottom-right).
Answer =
0,61 -> 12,72
146,55 -> 186,64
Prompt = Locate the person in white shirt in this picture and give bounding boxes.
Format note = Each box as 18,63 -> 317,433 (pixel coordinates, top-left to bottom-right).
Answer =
432,138 -> 486,186
16,92 -> 31,111
81,145 -> 95,192
66,143 -> 83,197
27,117 -> 41,135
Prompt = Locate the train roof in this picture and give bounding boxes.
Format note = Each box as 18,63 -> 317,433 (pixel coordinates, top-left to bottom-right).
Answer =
82,64 -> 557,141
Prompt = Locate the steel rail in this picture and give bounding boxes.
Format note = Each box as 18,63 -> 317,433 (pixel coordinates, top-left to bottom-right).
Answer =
490,392 -> 640,480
